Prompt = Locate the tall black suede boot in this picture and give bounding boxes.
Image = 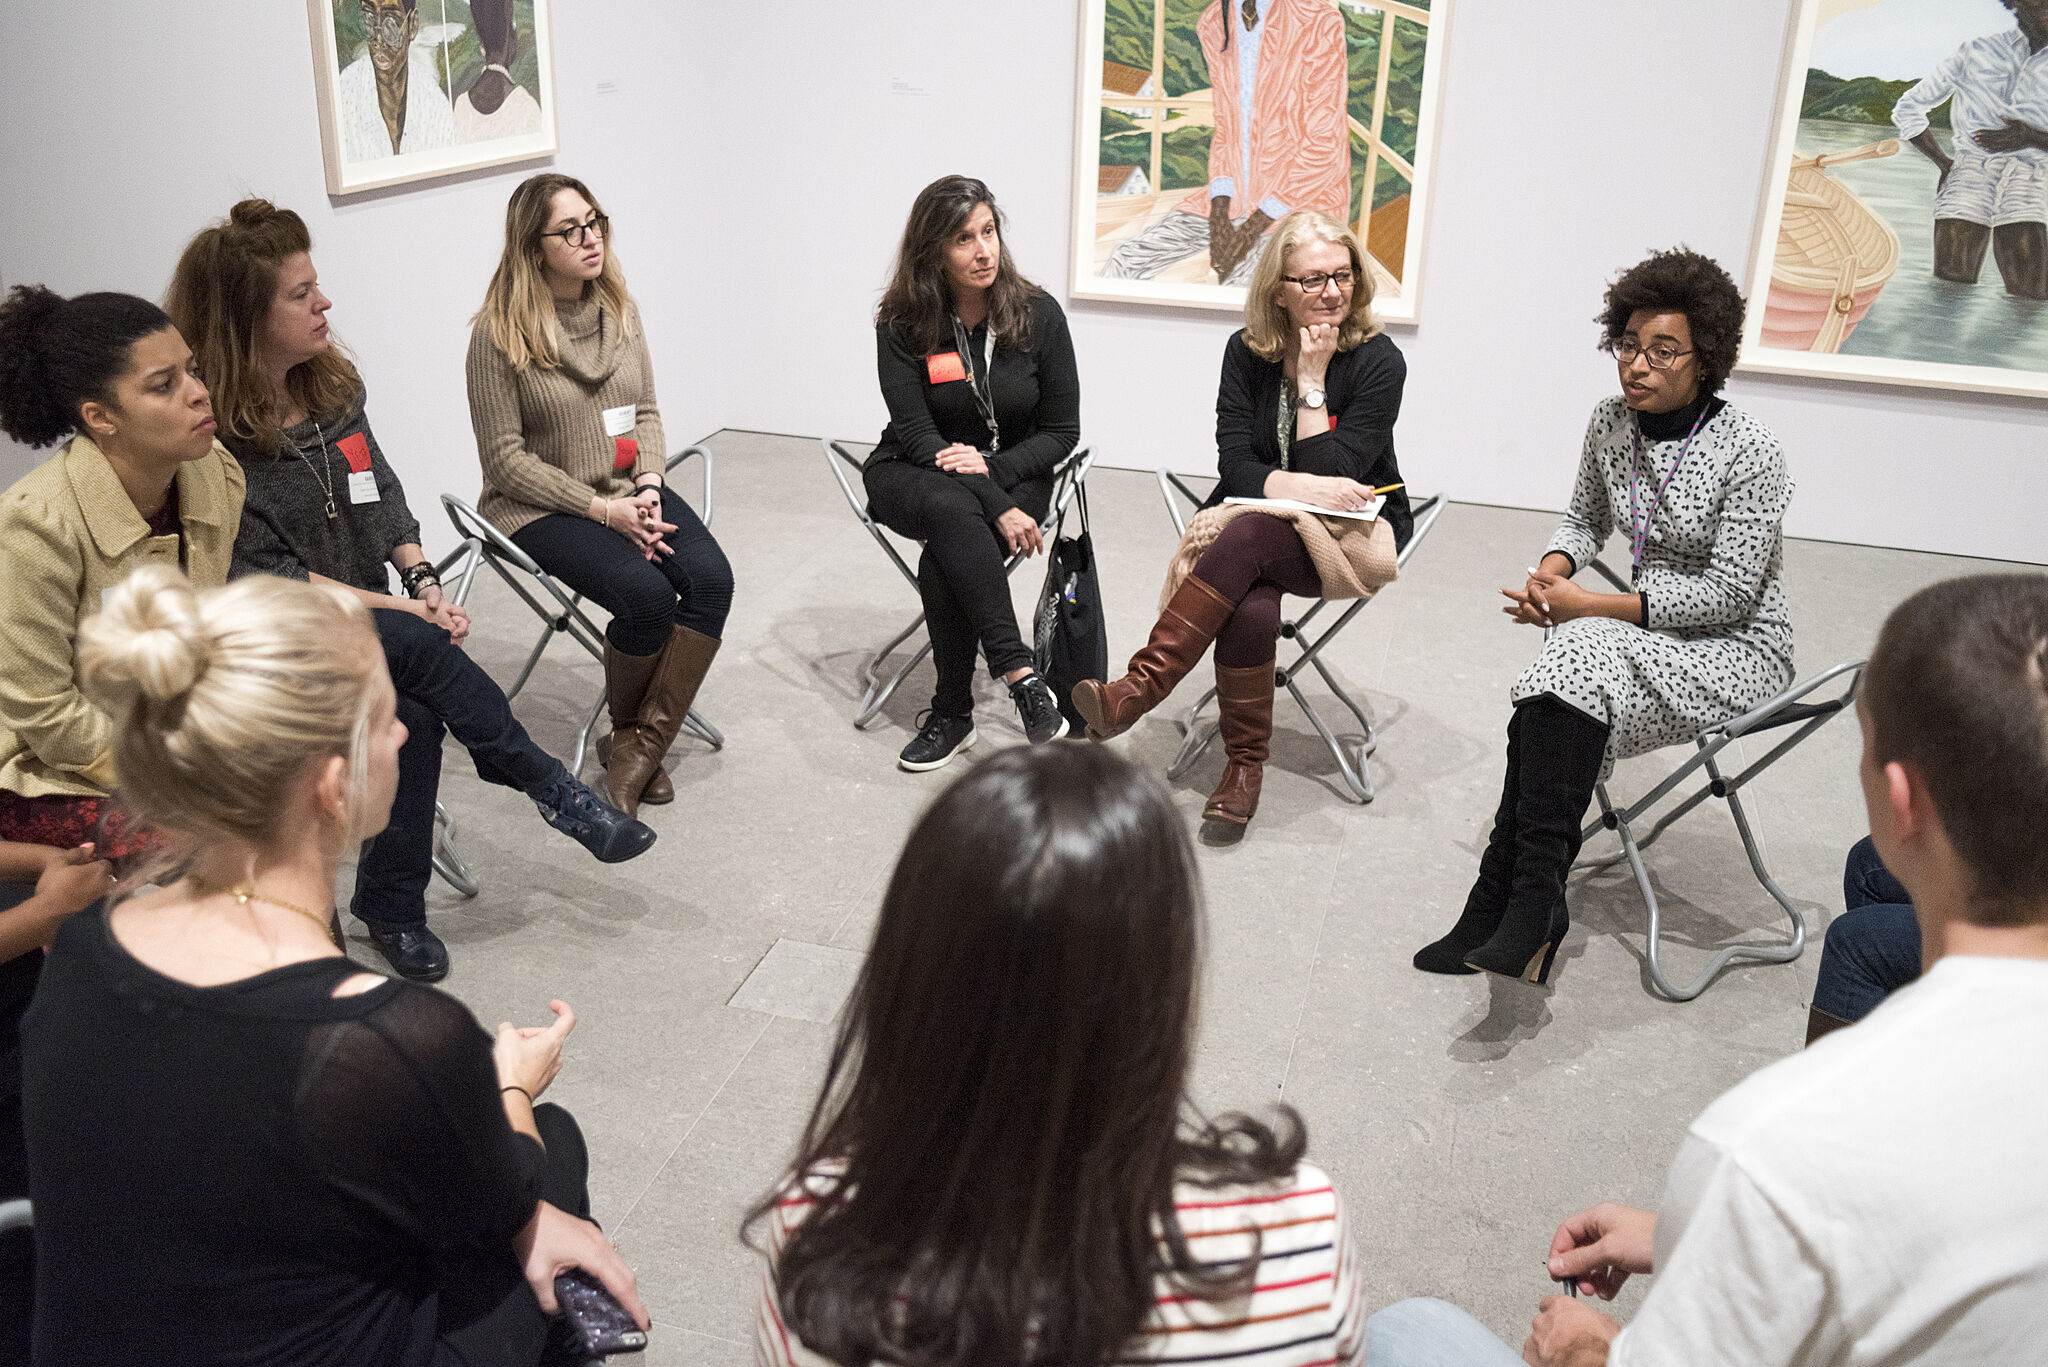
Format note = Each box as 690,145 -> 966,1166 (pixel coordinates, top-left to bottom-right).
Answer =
1414,706 -> 1528,974
1464,696 -> 1608,986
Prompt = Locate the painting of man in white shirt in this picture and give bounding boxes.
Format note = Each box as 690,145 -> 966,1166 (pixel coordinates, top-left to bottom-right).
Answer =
335,0 -> 458,163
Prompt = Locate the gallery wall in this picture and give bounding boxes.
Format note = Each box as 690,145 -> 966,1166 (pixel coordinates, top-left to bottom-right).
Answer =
1,0 -> 2042,564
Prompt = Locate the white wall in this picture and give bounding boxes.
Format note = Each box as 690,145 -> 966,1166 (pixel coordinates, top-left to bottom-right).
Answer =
3,0 -> 2043,563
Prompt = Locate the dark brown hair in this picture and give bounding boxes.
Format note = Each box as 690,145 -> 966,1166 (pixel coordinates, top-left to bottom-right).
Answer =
1595,247 -> 1746,396
746,744 -> 1304,1367
166,199 -> 362,453
0,286 -> 176,448
876,175 -> 1042,356
1864,573 -> 2048,926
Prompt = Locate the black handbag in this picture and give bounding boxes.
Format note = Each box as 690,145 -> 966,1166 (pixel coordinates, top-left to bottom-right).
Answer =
1033,482 -> 1108,733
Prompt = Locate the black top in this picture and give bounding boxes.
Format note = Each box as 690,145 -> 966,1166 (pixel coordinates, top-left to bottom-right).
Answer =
867,292 -> 1082,521
226,386 -> 426,594
1632,389 -> 1727,443
22,905 -> 543,1365
1211,329 -> 1412,549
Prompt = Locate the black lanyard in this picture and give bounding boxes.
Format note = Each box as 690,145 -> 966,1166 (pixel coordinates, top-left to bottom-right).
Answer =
949,314 -> 1001,453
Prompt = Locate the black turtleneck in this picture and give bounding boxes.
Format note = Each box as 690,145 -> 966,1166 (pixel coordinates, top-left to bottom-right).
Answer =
1633,389 -> 1725,442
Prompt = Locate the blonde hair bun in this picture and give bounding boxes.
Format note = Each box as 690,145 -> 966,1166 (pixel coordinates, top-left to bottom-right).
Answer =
79,563 -> 210,715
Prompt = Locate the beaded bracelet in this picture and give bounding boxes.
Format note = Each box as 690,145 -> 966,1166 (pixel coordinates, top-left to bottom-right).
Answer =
399,563 -> 442,599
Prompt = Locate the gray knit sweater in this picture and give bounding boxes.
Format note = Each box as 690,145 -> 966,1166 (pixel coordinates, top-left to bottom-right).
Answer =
226,387 -> 424,593
465,292 -> 667,537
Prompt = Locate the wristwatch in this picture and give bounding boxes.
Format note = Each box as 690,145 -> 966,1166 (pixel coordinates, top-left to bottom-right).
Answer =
1298,386 -> 1327,410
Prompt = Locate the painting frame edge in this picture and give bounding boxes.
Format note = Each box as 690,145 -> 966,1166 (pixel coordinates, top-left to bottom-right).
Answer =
1735,0 -> 2048,402
1066,0 -> 1455,327
305,0 -> 561,199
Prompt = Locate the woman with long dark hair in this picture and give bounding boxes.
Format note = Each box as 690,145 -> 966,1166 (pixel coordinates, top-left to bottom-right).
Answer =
169,198 -> 653,984
748,744 -> 1363,1367
468,172 -> 734,817
862,175 -> 1080,771
1413,248 -> 1794,987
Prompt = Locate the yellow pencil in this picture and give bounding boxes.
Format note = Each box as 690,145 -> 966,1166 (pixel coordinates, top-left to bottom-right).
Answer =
1370,482 -> 1405,495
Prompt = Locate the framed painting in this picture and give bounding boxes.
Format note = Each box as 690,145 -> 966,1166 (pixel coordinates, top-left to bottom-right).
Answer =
307,0 -> 558,196
1069,0 -> 1453,323
1741,0 -> 2048,399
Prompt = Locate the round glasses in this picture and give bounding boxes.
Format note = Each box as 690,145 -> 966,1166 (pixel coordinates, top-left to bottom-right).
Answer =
1282,269 -> 1355,295
543,215 -> 611,248
1606,338 -> 1694,370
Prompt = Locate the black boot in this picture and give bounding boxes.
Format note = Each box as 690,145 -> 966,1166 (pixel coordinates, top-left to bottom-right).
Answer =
531,766 -> 658,863
1414,707 -> 1528,974
1464,697 -> 1608,986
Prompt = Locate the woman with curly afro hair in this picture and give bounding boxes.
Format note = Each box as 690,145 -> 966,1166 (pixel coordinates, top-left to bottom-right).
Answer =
1414,248 -> 1794,987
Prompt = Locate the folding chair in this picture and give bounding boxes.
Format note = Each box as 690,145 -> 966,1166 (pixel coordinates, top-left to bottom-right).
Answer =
821,440 -> 1098,728
1155,472 -> 1446,802
439,446 -> 725,782
424,535 -> 487,899
1568,557 -> 1866,1001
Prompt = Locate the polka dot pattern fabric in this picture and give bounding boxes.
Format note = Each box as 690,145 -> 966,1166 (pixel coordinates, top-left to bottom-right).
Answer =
1511,398 -> 1795,776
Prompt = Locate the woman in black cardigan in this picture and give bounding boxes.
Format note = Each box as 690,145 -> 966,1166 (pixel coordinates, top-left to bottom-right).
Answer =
1076,211 -> 1409,825
862,176 -> 1080,772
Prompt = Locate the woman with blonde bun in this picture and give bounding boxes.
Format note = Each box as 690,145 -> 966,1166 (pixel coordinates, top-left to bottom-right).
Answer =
20,566 -> 646,1364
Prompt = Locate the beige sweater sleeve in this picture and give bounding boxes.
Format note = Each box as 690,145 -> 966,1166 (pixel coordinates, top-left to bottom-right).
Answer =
465,322 -> 605,518
0,493 -> 116,791
629,307 -> 665,482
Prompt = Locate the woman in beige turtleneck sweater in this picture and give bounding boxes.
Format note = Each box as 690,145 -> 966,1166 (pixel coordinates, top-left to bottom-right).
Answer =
467,173 -> 733,818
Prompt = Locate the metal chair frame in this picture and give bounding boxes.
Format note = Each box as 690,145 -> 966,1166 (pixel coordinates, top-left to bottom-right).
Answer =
439,446 -> 725,782
1568,557 -> 1866,1000
1155,472 -> 1446,803
821,440 -> 1099,729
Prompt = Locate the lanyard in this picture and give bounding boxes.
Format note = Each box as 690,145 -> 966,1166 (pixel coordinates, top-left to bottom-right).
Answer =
949,314 -> 1000,452
1275,379 -> 1295,471
1628,407 -> 1709,569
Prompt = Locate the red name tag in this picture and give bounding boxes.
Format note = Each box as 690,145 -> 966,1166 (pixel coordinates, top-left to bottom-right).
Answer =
926,352 -> 967,384
1328,413 -> 1339,433
613,437 -> 639,470
336,432 -> 373,474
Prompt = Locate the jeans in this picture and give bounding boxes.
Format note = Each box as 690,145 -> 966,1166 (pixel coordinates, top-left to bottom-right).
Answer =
1188,512 -> 1322,668
353,609 -> 565,931
862,461 -> 1052,717
1811,836 -> 1921,1023
1364,1298 -> 1526,1367
511,488 -> 732,656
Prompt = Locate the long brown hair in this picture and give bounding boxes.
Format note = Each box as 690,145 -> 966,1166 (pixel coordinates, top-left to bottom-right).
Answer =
745,744 -> 1305,1367
165,199 -> 361,452
876,175 -> 1041,355
1241,210 -> 1380,362
472,172 -> 636,371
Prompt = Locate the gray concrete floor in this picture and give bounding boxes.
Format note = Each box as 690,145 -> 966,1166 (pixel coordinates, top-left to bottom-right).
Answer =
374,431 -> 2018,1364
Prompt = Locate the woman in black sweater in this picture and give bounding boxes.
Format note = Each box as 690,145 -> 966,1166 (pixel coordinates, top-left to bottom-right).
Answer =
862,176 -> 1081,772
1076,211 -> 1409,826
22,565 -> 644,1364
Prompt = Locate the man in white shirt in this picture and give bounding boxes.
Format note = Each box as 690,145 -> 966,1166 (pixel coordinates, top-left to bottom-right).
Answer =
1365,572 -> 2048,1367
1892,0 -> 2048,297
336,0 -> 458,162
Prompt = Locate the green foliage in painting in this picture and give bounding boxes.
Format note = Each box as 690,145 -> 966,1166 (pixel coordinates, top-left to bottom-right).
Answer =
1802,67 -> 1948,129
328,0 -> 540,101
1100,109 -> 1213,190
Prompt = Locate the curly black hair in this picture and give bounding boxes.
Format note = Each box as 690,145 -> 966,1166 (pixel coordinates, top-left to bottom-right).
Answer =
1595,247 -> 1746,396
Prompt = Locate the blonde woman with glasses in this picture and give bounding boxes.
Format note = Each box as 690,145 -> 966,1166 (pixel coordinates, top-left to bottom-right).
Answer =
467,173 -> 733,818
1075,209 -> 1410,829
22,565 -> 645,1363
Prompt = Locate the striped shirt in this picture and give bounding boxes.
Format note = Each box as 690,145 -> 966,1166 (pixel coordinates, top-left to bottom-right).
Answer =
755,1162 -> 1363,1367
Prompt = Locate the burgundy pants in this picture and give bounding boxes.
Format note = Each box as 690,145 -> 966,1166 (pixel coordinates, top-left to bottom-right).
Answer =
1188,513 -> 1321,667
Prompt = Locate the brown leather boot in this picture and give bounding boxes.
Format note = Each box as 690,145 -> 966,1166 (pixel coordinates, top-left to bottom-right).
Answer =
1203,660 -> 1275,825
606,625 -> 721,816
1072,575 -> 1235,741
600,641 -> 667,811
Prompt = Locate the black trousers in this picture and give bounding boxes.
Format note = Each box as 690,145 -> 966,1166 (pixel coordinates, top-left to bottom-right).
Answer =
0,888 -> 32,1367
354,609 -> 564,931
431,1103 -> 592,1365
863,461 -> 1052,717
511,489 -> 733,657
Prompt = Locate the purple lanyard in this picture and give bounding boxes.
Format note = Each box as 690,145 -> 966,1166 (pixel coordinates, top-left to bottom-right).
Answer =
1628,408 -> 1708,569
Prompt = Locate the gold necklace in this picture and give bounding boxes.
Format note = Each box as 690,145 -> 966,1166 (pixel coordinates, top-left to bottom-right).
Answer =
194,881 -> 337,938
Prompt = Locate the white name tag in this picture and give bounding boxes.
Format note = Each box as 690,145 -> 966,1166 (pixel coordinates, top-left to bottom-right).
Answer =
602,404 -> 636,438
348,470 -> 379,504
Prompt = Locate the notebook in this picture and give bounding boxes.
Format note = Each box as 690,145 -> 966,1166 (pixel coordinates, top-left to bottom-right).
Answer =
1222,495 -> 1385,522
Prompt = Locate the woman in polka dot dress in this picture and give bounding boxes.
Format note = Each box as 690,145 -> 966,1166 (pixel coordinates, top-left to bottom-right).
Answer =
1415,248 -> 1793,987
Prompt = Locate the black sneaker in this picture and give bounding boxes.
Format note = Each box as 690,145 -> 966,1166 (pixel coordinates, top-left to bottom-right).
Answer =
1009,673 -> 1070,745
898,710 -> 976,772
533,768 -> 657,863
367,923 -> 450,982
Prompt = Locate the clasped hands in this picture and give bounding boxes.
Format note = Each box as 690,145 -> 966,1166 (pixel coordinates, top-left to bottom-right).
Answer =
411,581 -> 471,645
1520,1202 -> 1655,1367
1502,556 -> 1595,629
603,487 -> 678,562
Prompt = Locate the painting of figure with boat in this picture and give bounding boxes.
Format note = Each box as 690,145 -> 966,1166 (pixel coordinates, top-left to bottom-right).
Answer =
1069,0 -> 1453,323
1743,0 -> 2048,396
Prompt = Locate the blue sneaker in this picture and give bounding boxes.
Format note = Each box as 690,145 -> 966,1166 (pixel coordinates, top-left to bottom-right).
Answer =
533,769 -> 657,863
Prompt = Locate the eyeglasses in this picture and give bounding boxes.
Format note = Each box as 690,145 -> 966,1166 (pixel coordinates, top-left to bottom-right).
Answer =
1282,269 -> 1355,294
360,2 -> 408,47
542,214 -> 610,248
1606,338 -> 1694,370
